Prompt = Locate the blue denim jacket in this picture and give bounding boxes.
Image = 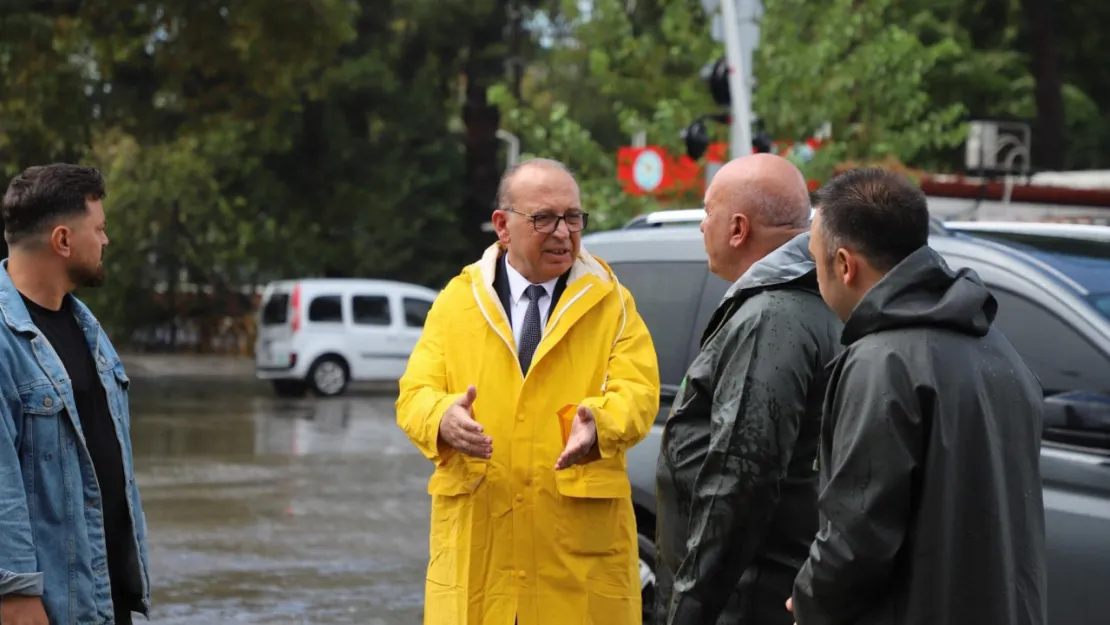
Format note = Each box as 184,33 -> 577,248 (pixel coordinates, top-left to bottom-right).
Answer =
0,261 -> 150,624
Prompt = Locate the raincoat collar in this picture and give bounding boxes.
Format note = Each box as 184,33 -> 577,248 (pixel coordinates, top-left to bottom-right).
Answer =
701,232 -> 819,347
722,231 -> 817,301
465,242 -> 617,377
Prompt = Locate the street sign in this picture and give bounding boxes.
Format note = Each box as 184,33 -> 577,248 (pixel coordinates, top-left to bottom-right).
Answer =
632,150 -> 665,192
616,147 -> 703,197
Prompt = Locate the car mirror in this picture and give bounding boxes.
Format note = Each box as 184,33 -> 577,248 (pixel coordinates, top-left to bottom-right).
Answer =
1043,391 -> 1110,448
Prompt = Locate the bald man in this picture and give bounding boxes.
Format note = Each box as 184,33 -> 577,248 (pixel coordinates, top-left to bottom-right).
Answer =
653,154 -> 843,625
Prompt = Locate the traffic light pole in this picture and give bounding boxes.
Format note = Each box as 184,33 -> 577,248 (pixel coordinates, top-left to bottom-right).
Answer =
719,0 -> 752,160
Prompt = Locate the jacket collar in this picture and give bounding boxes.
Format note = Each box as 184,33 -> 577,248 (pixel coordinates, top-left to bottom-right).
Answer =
0,259 -> 100,335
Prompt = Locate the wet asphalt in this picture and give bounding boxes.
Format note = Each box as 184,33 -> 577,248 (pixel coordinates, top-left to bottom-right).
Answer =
129,380 -> 431,624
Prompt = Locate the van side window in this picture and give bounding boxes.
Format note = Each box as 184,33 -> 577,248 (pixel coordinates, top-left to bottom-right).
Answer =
990,288 -> 1110,395
403,298 -> 433,328
607,261 -> 708,387
351,295 -> 391,326
308,295 -> 343,323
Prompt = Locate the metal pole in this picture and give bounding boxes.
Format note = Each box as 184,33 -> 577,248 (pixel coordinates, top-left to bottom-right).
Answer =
496,129 -> 520,169
720,0 -> 752,160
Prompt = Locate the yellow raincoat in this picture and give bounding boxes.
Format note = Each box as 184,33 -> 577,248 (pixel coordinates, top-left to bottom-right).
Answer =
397,242 -> 661,625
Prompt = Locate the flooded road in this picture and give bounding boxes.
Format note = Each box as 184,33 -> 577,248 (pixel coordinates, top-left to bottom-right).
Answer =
129,383 -> 431,624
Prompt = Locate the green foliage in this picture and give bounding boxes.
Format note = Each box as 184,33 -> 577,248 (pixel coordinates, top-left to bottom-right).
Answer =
490,0 -> 721,227
755,0 -> 969,180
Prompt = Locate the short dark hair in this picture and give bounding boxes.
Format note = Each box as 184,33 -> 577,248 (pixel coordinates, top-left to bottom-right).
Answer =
2,164 -> 106,245
813,167 -> 929,271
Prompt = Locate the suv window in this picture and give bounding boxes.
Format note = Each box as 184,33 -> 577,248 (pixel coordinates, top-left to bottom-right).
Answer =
307,295 -> 343,323
352,295 -> 392,326
403,297 -> 433,328
689,273 -> 732,363
990,288 -> 1110,395
608,261 -> 708,387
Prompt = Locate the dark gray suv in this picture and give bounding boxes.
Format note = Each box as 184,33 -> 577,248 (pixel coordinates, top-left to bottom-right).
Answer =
582,225 -> 1110,625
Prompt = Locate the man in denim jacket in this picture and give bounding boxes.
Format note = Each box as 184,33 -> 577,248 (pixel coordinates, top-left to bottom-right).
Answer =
0,164 -> 150,625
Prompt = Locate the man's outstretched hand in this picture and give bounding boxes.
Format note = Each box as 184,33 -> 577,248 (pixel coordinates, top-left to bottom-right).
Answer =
437,385 -> 492,459
555,404 -> 601,470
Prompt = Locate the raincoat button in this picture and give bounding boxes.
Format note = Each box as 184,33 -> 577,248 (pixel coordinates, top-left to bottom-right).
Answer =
515,494 -> 524,503
518,570 -> 527,579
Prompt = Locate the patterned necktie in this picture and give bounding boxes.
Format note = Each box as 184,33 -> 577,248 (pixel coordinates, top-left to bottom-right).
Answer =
518,284 -> 546,374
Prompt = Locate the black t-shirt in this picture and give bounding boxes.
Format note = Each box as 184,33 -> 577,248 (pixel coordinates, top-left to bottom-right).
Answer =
22,294 -> 135,624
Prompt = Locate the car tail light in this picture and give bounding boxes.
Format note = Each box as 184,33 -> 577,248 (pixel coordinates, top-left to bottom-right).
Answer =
291,284 -> 301,333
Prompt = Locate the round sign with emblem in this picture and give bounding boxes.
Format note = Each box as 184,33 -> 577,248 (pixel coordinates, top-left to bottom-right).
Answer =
632,149 -> 664,193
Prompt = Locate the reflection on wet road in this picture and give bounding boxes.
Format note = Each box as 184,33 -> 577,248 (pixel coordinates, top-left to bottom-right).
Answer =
130,386 -> 431,624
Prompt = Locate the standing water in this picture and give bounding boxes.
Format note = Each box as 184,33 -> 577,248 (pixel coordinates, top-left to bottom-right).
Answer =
129,381 -> 431,624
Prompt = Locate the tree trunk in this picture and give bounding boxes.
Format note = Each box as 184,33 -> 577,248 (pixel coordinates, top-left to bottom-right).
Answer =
461,11 -> 507,261
1022,0 -> 1066,170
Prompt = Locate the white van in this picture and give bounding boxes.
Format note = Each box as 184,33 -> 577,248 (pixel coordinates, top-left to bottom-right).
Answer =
254,278 -> 440,397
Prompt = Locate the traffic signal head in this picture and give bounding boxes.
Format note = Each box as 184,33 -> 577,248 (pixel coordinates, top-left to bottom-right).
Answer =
701,56 -> 730,107
681,118 -> 711,160
752,129 -> 773,153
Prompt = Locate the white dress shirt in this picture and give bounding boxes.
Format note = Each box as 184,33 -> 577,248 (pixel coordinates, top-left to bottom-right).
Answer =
504,259 -> 559,349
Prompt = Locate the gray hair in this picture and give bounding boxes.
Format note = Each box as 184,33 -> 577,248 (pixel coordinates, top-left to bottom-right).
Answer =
745,184 -> 811,229
495,157 -> 576,210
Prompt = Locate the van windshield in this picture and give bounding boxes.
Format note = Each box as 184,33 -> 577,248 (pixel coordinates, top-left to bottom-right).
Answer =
261,292 -> 290,326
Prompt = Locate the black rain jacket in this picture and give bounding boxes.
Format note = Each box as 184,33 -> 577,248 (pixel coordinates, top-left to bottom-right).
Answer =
654,232 -> 843,625
792,245 -> 1048,625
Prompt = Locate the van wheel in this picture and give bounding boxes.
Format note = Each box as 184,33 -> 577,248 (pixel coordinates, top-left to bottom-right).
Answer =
309,356 -> 349,397
638,532 -> 657,624
271,380 -> 306,398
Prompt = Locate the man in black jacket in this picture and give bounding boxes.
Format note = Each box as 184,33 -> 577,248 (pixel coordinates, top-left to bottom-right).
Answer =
655,154 -> 843,624
791,167 -> 1047,625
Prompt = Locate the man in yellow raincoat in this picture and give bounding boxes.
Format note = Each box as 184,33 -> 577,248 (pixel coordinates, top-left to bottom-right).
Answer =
397,158 -> 661,625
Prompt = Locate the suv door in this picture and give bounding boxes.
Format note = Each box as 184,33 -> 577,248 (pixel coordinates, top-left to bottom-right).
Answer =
978,287 -> 1110,625
938,252 -> 1110,625
607,260 -> 711,414
687,272 -> 732,369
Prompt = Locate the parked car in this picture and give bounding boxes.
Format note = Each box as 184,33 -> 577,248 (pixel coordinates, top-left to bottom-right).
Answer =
944,220 -> 1110,244
622,206 -> 951,234
622,208 -> 706,229
581,224 -> 1110,625
254,278 -> 439,397
944,220 -> 1110,267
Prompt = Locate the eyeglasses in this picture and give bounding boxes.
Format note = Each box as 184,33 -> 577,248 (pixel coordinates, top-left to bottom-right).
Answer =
504,208 -> 589,233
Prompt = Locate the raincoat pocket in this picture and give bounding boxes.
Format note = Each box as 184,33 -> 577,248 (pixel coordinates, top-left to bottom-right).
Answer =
553,464 -> 632,556
426,461 -> 487,587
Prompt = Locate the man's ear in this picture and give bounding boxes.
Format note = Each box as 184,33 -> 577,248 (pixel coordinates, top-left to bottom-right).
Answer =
490,209 -> 511,245
727,212 -> 749,249
835,248 -> 856,286
49,225 -> 72,258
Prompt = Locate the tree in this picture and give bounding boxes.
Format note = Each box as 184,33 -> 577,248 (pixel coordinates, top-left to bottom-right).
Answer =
489,0 -> 720,228
754,0 -> 969,180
